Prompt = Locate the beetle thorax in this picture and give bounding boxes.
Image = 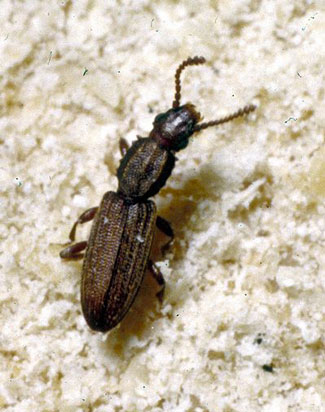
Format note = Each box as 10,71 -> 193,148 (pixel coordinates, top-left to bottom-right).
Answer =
117,138 -> 175,202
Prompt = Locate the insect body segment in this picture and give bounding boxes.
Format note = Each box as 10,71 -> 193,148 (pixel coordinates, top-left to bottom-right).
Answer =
117,138 -> 175,201
81,192 -> 156,331
149,104 -> 201,151
60,56 -> 256,332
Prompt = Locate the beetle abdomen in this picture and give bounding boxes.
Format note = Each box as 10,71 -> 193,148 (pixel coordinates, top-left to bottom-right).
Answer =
81,191 -> 156,332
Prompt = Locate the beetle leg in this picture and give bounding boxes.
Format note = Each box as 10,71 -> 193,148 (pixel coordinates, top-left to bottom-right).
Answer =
60,241 -> 88,260
148,260 -> 165,302
119,138 -> 130,157
68,207 -> 98,242
156,215 -> 174,254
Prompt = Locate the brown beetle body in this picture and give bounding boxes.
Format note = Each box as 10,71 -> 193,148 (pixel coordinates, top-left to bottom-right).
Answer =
81,191 -> 156,331
60,56 -> 256,333
117,138 -> 176,202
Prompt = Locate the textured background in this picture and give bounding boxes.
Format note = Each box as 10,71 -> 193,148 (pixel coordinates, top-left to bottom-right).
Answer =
1,1 -> 325,411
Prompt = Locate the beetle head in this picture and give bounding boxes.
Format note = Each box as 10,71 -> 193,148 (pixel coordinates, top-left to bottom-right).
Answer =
149,104 -> 201,152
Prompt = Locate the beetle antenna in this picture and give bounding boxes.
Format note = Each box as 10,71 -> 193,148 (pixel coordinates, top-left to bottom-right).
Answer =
173,56 -> 206,109
193,104 -> 256,132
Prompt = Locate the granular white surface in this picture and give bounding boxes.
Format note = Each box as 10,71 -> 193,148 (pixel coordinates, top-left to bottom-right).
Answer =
1,1 -> 325,411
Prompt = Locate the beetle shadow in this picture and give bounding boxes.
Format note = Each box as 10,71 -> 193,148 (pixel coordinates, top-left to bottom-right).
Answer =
102,163 -> 225,356
156,162 -> 226,261
103,270 -> 163,356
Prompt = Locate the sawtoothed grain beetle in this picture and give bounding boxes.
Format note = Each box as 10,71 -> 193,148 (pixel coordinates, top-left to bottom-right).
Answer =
60,56 -> 256,332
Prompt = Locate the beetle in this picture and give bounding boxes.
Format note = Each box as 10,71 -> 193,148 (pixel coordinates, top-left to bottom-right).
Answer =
60,56 -> 256,332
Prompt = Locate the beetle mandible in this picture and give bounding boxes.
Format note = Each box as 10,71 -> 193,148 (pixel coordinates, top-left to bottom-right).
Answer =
60,56 -> 256,332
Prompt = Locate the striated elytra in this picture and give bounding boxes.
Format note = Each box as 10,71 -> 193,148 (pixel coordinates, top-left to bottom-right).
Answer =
60,56 -> 256,332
